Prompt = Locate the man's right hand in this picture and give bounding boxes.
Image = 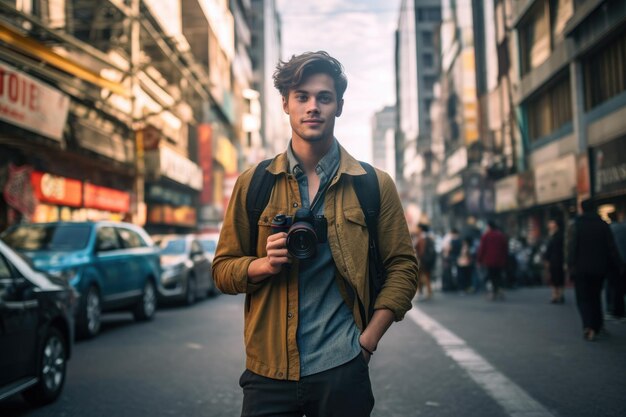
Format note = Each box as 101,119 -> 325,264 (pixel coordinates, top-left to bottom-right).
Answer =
247,232 -> 291,283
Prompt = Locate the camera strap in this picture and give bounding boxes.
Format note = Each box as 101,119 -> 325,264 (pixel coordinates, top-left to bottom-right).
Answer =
246,158 -> 275,256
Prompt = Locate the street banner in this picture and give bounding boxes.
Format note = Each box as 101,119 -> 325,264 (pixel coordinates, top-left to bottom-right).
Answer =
0,61 -> 70,141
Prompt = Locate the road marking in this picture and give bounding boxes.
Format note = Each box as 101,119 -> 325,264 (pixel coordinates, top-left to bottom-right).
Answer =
407,307 -> 556,417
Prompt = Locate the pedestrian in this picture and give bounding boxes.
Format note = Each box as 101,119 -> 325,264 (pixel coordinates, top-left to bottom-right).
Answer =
441,228 -> 461,291
457,237 -> 475,293
477,220 -> 509,300
567,199 -> 620,341
415,222 -> 436,300
607,219 -> 626,321
212,51 -> 419,417
544,218 -> 565,304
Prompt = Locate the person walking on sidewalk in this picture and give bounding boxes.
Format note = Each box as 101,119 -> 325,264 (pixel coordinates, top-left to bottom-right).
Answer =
544,218 -> 566,304
477,220 -> 509,300
415,223 -> 436,300
608,219 -> 626,321
212,51 -> 419,417
567,199 -> 620,341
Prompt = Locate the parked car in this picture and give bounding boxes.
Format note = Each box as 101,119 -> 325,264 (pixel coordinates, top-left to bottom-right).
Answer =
196,232 -> 220,262
157,235 -> 215,305
1,221 -> 161,339
0,240 -> 76,405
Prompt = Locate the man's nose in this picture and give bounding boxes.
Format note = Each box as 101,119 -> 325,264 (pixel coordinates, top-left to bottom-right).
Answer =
307,99 -> 320,113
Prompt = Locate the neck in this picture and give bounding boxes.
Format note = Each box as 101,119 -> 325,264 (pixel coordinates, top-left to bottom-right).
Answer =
291,137 -> 334,173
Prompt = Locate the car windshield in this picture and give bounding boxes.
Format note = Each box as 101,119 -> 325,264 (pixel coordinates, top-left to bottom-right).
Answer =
1,224 -> 91,251
199,239 -> 217,254
160,239 -> 187,255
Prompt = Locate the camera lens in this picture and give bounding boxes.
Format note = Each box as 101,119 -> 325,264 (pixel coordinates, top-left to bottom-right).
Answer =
286,223 -> 317,259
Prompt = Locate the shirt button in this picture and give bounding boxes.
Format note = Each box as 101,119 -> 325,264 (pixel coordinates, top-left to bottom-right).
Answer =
293,202 -> 298,208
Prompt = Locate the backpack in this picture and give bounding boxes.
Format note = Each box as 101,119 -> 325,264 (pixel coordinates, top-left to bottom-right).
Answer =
245,158 -> 384,322
421,236 -> 436,270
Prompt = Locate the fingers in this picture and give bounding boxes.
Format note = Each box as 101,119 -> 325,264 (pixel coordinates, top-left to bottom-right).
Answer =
265,233 -> 291,274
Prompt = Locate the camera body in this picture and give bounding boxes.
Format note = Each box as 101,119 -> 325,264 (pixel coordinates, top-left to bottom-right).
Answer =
271,208 -> 327,260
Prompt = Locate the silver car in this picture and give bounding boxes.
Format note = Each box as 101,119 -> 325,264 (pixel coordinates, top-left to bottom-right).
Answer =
156,235 -> 215,305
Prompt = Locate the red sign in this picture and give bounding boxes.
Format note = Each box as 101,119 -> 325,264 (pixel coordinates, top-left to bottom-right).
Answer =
31,171 -> 82,207
84,183 -> 130,213
4,164 -> 37,217
198,123 -> 213,204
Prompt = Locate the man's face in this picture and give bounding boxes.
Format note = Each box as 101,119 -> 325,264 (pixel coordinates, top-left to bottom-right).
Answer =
282,73 -> 344,144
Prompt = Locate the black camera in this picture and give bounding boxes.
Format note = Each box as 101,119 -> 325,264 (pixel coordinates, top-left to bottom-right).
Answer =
271,208 -> 328,260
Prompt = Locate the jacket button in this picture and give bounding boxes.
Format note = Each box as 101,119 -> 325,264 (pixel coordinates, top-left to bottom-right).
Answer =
278,372 -> 283,377
288,312 -> 293,319
293,203 -> 298,208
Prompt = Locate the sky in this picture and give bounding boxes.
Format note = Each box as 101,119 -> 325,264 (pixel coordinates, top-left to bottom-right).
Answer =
275,0 -> 401,163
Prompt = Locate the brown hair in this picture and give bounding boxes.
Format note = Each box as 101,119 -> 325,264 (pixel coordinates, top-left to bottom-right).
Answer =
273,51 -> 348,101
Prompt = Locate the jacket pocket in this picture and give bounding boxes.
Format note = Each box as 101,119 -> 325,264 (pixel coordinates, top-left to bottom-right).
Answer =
344,207 -> 367,228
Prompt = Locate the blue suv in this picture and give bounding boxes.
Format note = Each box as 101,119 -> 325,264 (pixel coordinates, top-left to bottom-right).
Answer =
1,221 -> 161,338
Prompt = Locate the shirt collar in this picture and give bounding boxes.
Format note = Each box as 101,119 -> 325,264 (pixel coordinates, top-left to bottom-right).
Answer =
286,139 -> 340,179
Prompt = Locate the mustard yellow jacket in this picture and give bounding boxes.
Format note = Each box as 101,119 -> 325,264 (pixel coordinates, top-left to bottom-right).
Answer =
213,145 -> 419,381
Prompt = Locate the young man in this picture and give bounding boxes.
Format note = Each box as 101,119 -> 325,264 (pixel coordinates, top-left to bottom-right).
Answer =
213,51 -> 419,417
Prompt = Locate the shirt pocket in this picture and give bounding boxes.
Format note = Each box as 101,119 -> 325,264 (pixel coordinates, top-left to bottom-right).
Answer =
343,207 -> 369,247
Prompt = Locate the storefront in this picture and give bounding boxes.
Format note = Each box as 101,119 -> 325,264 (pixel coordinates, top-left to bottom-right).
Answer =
144,143 -> 202,234
591,135 -> 626,221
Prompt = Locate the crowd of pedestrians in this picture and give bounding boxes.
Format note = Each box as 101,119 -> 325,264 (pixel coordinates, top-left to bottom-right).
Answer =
412,200 -> 626,341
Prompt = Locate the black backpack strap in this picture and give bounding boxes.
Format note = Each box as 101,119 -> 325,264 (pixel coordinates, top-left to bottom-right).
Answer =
246,159 -> 275,256
353,162 -> 384,322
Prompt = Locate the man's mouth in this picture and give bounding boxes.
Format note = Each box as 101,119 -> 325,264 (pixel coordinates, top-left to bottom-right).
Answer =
303,119 -> 323,124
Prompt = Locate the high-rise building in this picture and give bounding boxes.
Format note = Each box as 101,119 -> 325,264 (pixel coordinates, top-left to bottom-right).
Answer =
371,106 -> 397,180
395,0 -> 442,221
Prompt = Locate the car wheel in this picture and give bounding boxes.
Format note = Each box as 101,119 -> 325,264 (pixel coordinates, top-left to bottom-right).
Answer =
185,275 -> 197,306
134,279 -> 156,321
78,286 -> 101,339
22,327 -> 67,405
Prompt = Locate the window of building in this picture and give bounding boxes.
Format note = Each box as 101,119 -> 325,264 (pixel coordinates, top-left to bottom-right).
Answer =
527,74 -> 572,142
422,31 -> 434,47
423,75 -> 437,91
422,53 -> 434,68
583,29 -> 626,111
417,7 -> 441,22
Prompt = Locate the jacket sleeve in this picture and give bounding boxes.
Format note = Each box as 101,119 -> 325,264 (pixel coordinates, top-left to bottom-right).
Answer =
212,168 -> 267,295
372,171 -> 419,321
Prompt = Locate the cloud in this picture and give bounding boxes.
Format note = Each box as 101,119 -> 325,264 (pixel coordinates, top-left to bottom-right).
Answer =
275,0 -> 400,163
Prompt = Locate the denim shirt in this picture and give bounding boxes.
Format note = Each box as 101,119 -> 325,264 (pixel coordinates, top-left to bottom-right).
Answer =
287,140 -> 361,376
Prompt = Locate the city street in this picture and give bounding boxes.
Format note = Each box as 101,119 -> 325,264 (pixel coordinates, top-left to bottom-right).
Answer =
1,287 -> 625,417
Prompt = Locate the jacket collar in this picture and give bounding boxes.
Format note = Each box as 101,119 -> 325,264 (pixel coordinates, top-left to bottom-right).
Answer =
267,142 -> 366,177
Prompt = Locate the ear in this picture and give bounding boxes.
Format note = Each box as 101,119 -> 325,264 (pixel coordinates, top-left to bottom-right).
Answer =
336,98 -> 344,117
282,96 -> 289,114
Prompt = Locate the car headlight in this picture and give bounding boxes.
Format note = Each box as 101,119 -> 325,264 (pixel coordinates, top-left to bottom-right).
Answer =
48,268 -> 80,283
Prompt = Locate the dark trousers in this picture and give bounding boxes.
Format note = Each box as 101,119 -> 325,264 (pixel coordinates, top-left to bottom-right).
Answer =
486,267 -> 503,294
239,354 -> 374,417
574,273 -> 605,332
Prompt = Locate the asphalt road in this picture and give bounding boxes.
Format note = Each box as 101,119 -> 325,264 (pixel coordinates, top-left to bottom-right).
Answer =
2,287 -> 625,417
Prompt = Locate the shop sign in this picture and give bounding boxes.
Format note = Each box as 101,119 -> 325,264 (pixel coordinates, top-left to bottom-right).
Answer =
577,153 -> 591,201
4,164 -> 37,217
518,170 -> 536,208
31,171 -> 82,207
198,124 -> 213,205
594,136 -> 626,196
148,204 -> 196,227
495,174 -> 519,213
436,175 -> 463,196
146,185 -> 192,206
146,146 -> 203,190
84,183 -> 130,213
0,62 -> 70,141
216,136 -> 238,175
446,147 -> 468,177
534,154 -> 576,205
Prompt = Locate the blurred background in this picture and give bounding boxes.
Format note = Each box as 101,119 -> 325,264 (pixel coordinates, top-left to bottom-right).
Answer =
1,1 -> 626,416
